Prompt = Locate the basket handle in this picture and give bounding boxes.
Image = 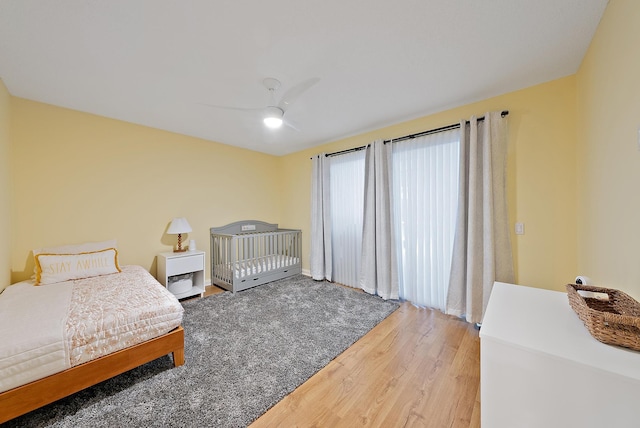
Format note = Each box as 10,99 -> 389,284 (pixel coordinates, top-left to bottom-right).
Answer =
577,289 -> 610,301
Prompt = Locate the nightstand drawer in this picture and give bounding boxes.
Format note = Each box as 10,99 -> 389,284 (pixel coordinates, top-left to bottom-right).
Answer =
167,254 -> 203,276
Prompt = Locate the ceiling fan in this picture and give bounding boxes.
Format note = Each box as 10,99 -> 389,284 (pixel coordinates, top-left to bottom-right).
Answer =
204,77 -> 320,130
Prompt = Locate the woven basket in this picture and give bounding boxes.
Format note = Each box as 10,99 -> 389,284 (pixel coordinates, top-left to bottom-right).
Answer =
566,283 -> 640,352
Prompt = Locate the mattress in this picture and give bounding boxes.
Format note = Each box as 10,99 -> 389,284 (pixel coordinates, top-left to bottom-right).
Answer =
0,265 -> 183,393
215,254 -> 300,280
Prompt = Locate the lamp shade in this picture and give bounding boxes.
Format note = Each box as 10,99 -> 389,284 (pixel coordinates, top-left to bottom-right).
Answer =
167,217 -> 192,234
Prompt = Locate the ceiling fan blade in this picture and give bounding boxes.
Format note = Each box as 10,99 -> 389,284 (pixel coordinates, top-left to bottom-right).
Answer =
283,116 -> 300,131
198,102 -> 264,113
277,77 -> 320,110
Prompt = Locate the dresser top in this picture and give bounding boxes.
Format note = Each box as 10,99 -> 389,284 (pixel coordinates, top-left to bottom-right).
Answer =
481,282 -> 640,381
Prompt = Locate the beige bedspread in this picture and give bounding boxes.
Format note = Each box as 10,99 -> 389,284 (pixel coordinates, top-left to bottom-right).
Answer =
66,265 -> 184,366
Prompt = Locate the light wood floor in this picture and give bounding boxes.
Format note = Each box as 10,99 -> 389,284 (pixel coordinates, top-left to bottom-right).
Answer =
203,285 -> 481,428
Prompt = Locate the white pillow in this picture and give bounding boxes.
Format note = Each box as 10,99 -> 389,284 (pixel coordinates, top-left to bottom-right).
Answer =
34,248 -> 121,285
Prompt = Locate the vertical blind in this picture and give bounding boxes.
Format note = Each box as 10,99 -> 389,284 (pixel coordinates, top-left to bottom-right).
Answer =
329,149 -> 366,287
392,128 -> 460,309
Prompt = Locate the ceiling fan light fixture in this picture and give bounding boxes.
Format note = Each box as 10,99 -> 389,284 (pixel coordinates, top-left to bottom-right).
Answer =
263,116 -> 283,128
263,106 -> 284,129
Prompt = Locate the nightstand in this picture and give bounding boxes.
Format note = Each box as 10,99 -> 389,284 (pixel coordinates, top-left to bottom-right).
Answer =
156,250 -> 205,299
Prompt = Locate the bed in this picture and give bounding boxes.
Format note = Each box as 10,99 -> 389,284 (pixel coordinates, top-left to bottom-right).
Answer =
210,220 -> 302,293
0,244 -> 184,424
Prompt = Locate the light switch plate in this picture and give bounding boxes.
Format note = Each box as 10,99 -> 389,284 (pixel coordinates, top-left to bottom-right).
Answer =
515,222 -> 525,235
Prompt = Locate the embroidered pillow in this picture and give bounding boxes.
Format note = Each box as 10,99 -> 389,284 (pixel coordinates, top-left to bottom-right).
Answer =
32,240 -> 117,279
34,248 -> 121,285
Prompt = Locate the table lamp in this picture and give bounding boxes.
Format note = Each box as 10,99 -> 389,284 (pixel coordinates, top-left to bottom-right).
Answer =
167,217 -> 192,252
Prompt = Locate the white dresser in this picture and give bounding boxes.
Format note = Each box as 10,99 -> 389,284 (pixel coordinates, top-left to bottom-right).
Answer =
480,282 -> 640,428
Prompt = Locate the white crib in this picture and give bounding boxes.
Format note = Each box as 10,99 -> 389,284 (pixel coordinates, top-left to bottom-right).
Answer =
210,220 -> 302,293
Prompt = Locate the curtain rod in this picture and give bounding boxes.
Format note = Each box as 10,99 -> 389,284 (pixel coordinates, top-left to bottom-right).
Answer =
386,110 -> 509,144
315,110 -> 509,159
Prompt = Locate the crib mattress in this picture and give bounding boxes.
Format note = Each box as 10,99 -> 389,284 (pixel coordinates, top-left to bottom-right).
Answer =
0,265 -> 183,393
215,255 -> 300,280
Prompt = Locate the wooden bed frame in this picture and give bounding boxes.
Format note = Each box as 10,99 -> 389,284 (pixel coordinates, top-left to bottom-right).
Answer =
0,325 -> 184,424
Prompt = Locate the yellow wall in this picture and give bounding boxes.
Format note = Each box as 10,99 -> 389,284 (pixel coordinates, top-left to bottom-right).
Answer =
0,80 -> 11,290
10,98 -> 281,283
576,0 -> 640,298
280,76 -> 578,291
6,78 -> 581,293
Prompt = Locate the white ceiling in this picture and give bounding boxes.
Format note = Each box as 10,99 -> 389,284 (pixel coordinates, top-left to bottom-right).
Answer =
0,0 -> 608,156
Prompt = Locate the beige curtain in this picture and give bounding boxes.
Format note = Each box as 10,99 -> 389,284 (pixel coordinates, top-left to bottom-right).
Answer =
359,140 -> 399,300
446,111 -> 514,323
310,154 -> 332,281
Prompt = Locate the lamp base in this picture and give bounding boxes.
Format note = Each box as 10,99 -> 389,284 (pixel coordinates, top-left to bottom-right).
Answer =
173,233 -> 187,252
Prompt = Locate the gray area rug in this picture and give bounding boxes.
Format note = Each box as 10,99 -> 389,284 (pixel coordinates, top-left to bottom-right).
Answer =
5,275 -> 399,427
